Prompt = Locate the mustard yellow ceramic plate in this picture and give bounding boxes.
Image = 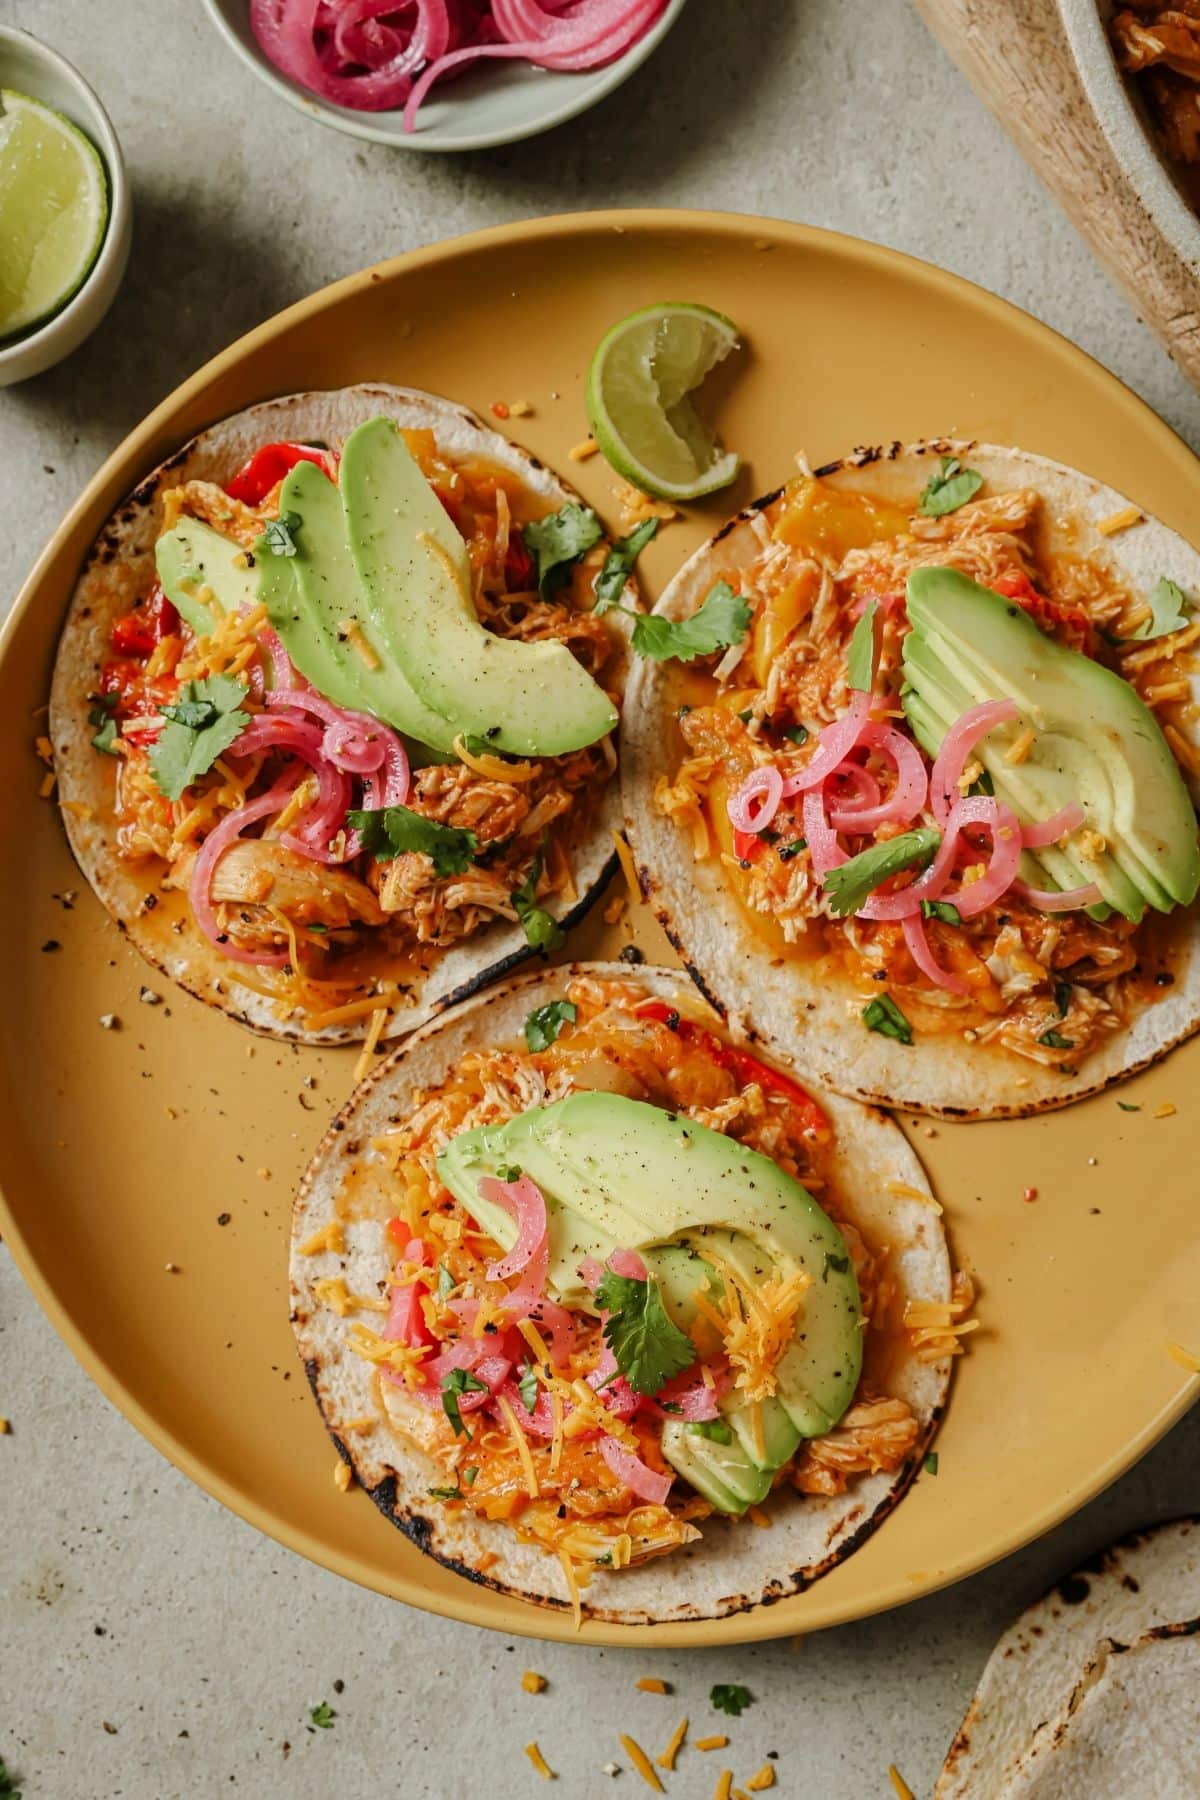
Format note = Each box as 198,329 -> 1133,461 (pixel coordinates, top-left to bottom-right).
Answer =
4,212 -> 1199,1647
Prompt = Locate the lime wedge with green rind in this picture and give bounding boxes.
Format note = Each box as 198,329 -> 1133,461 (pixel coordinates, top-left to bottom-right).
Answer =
586,301 -> 741,502
0,89 -> 108,341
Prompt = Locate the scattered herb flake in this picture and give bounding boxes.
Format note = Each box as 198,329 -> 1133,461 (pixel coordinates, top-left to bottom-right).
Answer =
440,1367 -> 487,1437
921,898 -> 962,926
1133,575 -> 1190,640
783,723 -> 809,746
821,1251 -> 851,1284
1117,1100 -> 1141,1112
593,516 -> 658,612
518,1361 -> 540,1415
524,999 -> 577,1053
1054,979 -> 1072,1018
593,1270 -> 695,1396
863,994 -> 913,1046
966,767 -> 995,797
688,1419 -> 733,1443
924,1451 -> 939,1476
1038,1028 -> 1075,1050
777,838 -> 807,861
260,511 -> 302,558
463,1465 -> 479,1485
522,503 -> 604,596
427,1484 -> 462,1501
918,455 -> 984,518
823,828 -> 940,917
510,847 -> 564,953
309,1702 -> 336,1731
436,1263 -> 455,1302
710,1684 -> 753,1718
628,580 -> 752,664
347,804 -> 477,877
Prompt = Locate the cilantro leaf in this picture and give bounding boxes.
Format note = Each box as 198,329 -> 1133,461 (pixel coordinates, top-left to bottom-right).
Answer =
863,994 -> 913,1045
1117,1100 -> 1141,1113
1132,575 -> 1190,640
440,1367 -> 487,1437
148,675 -> 251,801
922,898 -> 962,926
710,1684 -> 753,1718
1038,1028 -> 1075,1050
518,1361 -> 540,1414
347,805 -> 478,877
821,1250 -> 850,1283
822,828 -> 941,917
88,690 -> 121,756
593,1270 -> 695,1397
847,599 -> 879,692
524,999 -> 577,1052
511,848 -> 564,953
0,1757 -> 22,1799
259,512 -> 302,557
522,503 -> 604,596
918,455 -> 984,518
688,1419 -> 732,1443
630,580 -> 752,664
594,517 -> 659,612
309,1701 -> 336,1730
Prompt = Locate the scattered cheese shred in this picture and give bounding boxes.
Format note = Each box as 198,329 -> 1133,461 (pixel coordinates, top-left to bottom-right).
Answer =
696,1735 -> 730,1752
713,1771 -> 733,1800
1167,1341 -> 1200,1374
333,1458 -> 352,1493
636,1677 -> 669,1694
746,1505 -> 773,1529
656,1717 -> 688,1772
904,1272 -> 979,1364
525,1741 -> 555,1781
522,1670 -> 548,1694
340,1416 -> 377,1432
568,436 -> 599,461
612,829 -> 642,901
38,771 -> 56,798
299,1220 -> 345,1257
886,1178 -> 944,1214
304,992 -> 400,1030
889,1766 -> 915,1800
454,734 -> 539,783
0,1418 -> 9,1435
618,1734 -> 665,1793
558,1549 -> 584,1631
497,1393 -> 540,1500
1004,725 -> 1036,766
746,1768 -> 776,1793
352,1005 -> 390,1086
1095,504 -> 1143,536
1154,1101 -> 1177,1119
337,617 -> 382,671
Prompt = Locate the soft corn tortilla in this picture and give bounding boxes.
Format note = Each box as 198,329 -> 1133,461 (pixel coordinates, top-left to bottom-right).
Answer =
290,960 -> 953,1626
621,441 -> 1200,1119
49,385 -> 621,1045
936,1516 -> 1200,1797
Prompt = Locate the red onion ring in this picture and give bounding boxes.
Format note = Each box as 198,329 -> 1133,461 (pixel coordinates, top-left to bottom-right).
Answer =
928,699 -> 1019,827
780,692 -> 873,798
827,722 -> 929,834
189,773 -> 303,966
1009,878 -> 1103,912
803,784 -> 847,879
1020,802 -> 1086,849
901,910 -> 970,996
232,716 -> 354,864
859,796 -> 1023,921
727,764 -> 785,837
478,1173 -> 549,1284
598,1434 -> 673,1504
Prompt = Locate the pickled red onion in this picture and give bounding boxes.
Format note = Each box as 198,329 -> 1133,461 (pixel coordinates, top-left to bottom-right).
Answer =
578,1254 -> 605,1290
827,722 -> 929,833
901,910 -> 969,996
608,1247 -> 648,1280
826,763 -> 882,821
802,784 -> 847,878
644,1362 -> 728,1421
599,1434 -> 673,1504
859,796 -> 1023,921
1020,802 -> 1086,849
727,764 -> 784,836
497,1377 -> 557,1438
384,1242 -> 436,1348
780,691 -> 872,797
250,0 -> 444,110
1010,878 -> 1103,911
477,1173 -> 548,1284
232,715 -> 354,863
928,699 -> 1019,826
189,773 -> 303,965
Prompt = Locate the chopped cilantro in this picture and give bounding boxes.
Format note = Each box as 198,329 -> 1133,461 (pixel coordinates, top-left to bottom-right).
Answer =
822,828 -> 940,917
498,1165 -> 522,1183
688,1419 -> 733,1443
511,847 -> 564,953
922,898 -> 962,926
436,1262 -> 455,1302
0,1757 -> 21,1799
463,1465 -> 479,1486
522,503 -> 604,596
821,1251 -> 850,1284
88,689 -> 120,756
847,598 -> 879,692
924,1451 -> 939,1476
347,804 -> 477,877
148,674 -> 251,801
1054,979 -> 1072,1018
783,723 -> 809,746
737,708 -> 754,724
1038,1028 -> 1075,1050
710,1684 -> 753,1718
593,516 -> 659,612
918,455 -> 984,518
441,1367 -> 487,1437
524,999 -> 577,1052
863,994 -> 913,1045
427,1484 -> 463,1501
966,766 -> 995,797
308,1701 -> 336,1730
777,838 -> 807,861
518,1361 -> 540,1414
1132,575 -> 1190,640
627,580 -> 752,663
1117,1100 -> 1141,1112
259,511 -> 302,558
593,1270 -> 695,1396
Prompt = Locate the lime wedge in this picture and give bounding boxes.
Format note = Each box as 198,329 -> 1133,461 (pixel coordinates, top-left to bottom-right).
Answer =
586,302 -> 742,502
0,89 -> 108,341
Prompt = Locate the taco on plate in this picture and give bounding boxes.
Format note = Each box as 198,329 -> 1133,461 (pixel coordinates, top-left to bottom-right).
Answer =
290,962 -> 964,1625
622,441 -> 1200,1117
50,385 -> 629,1043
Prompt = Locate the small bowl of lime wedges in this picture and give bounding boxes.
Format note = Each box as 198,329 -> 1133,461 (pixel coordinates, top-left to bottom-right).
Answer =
0,27 -> 130,386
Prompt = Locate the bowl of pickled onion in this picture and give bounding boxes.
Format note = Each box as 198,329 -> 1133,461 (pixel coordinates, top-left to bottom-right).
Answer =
203,0 -> 687,151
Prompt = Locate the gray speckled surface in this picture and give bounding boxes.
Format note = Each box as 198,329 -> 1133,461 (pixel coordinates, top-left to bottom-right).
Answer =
2,1 -> 1199,1795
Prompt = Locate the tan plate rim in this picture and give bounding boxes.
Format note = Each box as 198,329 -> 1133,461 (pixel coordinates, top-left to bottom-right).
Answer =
4,208 -> 1198,1646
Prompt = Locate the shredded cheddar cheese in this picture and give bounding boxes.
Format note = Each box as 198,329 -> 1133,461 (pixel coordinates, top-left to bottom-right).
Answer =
299,1220 -> 345,1257
746,1768 -> 776,1792
522,1670 -> 548,1694
496,1393 -> 540,1499
1096,504 -> 1143,536
352,1005 -> 390,1086
886,1178 -> 944,1214
337,617 -> 382,671
525,1742 -> 555,1781
568,437 -> 599,461
713,1771 -> 733,1800
1004,725 -> 1036,766
612,829 -> 643,900
636,1677 -> 669,1694
1154,1101 -> 1178,1120
696,1736 -> 729,1752
453,734 -> 539,784
340,1416 -> 377,1433
346,1323 -> 431,1387
904,1272 -> 979,1364
889,1767 -> 915,1800
558,1549 -> 584,1631
656,1718 -> 688,1772
1167,1341 -> 1200,1373
618,1734 -> 665,1793
333,1458 -> 352,1492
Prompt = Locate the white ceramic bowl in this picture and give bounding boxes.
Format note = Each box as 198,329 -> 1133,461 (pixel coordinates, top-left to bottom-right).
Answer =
0,27 -> 131,388
202,0 -> 687,152
1060,0 -> 1200,281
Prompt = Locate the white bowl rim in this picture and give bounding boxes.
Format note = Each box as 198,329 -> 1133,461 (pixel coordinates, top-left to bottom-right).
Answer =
200,0 -> 688,153
0,25 -> 131,369
1059,0 -> 1200,279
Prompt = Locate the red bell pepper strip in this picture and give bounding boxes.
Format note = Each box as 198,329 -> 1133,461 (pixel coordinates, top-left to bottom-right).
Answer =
732,827 -> 764,862
634,999 -> 828,1140
989,570 -> 1093,656
109,585 -> 179,658
224,441 -> 334,506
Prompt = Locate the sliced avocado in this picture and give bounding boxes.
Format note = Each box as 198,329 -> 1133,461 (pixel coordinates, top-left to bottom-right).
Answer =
903,568 -> 1200,921
155,518 -> 255,637
340,417 -> 618,758
267,457 -> 449,754
659,1419 -> 772,1513
436,1091 -> 862,1509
